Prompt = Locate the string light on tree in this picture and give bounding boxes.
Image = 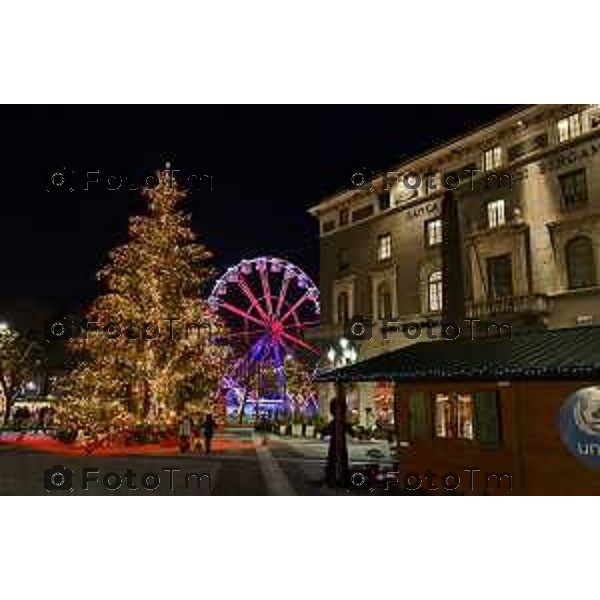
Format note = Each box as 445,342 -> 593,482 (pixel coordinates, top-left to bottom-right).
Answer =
60,167 -> 232,436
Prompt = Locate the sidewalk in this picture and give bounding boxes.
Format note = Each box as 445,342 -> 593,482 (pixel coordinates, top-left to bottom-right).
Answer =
262,434 -> 398,495
269,434 -> 394,463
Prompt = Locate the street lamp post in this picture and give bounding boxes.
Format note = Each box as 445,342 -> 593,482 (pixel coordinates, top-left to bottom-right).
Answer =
324,338 -> 358,487
326,337 -> 357,370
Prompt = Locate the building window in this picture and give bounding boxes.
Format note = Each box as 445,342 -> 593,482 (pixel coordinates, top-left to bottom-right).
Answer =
557,113 -> 582,143
378,192 -> 391,211
322,220 -> 336,234
352,205 -> 374,222
377,281 -> 393,319
337,291 -> 350,324
339,208 -> 349,227
566,236 -> 597,289
377,233 -> 392,261
559,169 -> 588,210
483,146 -> 502,171
428,270 -> 443,312
487,254 -> 513,299
487,199 -> 506,228
425,218 -> 443,247
435,393 -> 474,440
408,391 -> 500,443
508,133 -> 549,162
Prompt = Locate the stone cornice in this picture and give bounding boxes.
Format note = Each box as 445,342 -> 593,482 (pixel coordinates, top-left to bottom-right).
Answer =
309,104 -> 593,218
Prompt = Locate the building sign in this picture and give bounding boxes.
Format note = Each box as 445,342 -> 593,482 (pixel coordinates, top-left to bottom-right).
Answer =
538,140 -> 600,173
406,200 -> 440,220
559,386 -> 600,469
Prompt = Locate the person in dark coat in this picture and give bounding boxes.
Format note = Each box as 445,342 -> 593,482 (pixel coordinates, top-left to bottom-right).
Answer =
325,395 -> 352,487
202,413 -> 216,454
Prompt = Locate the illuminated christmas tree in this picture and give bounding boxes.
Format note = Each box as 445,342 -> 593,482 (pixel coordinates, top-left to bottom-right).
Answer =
283,356 -> 318,415
63,167 -> 230,426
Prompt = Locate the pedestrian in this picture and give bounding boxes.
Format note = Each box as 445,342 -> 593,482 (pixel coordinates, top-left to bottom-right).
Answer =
178,415 -> 193,453
325,396 -> 352,488
38,407 -> 47,433
202,413 -> 216,454
191,419 -> 205,453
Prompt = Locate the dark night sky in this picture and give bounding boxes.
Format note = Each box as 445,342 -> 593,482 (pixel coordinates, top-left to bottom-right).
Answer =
0,105 -> 516,323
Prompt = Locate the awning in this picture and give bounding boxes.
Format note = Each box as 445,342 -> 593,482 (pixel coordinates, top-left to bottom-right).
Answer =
314,325 -> 600,383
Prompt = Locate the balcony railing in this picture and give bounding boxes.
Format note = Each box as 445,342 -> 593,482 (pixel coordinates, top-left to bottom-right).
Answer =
465,294 -> 550,319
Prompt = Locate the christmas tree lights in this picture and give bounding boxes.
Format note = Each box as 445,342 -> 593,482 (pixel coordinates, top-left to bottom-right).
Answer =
59,168 -> 231,437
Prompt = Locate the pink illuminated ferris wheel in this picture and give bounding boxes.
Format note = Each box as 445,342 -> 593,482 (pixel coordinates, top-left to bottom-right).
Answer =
208,257 -> 321,407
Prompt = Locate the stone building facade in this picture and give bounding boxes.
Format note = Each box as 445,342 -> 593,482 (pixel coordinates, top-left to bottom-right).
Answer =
309,104 -> 600,425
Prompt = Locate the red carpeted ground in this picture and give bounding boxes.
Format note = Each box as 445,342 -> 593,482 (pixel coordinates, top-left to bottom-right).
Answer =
0,433 -> 257,456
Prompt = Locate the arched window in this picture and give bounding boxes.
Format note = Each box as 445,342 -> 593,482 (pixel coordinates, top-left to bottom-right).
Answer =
337,291 -> 349,324
377,281 -> 393,319
428,271 -> 443,312
566,236 -> 596,289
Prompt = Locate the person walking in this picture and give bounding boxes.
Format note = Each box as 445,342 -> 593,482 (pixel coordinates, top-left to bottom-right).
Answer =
202,413 -> 216,455
178,415 -> 193,453
191,418 -> 205,453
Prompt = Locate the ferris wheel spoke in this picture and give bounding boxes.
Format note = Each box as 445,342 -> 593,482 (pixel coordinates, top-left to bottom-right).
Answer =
236,276 -> 271,323
229,335 -> 265,379
215,329 -> 265,340
283,319 -> 321,330
258,268 -> 274,317
218,301 -> 267,329
248,334 -> 269,362
280,330 -> 320,355
272,342 -> 286,370
275,275 -> 291,318
280,292 -> 310,325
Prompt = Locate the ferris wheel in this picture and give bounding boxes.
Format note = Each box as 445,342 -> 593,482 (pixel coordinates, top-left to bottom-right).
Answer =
208,257 -> 320,416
